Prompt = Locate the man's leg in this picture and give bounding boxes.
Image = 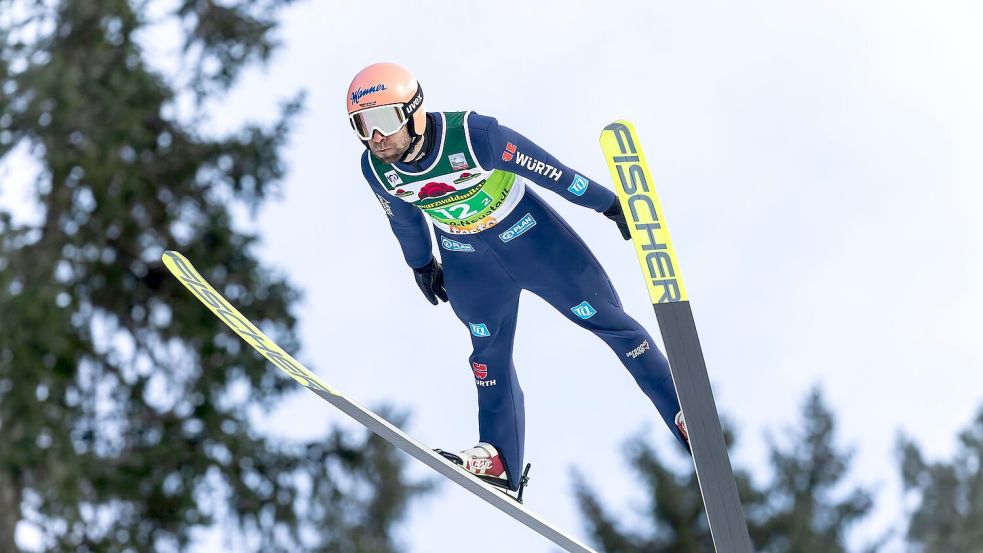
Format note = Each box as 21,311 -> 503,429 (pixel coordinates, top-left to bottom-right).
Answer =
499,193 -> 688,448
540,287 -> 688,448
440,234 -> 527,490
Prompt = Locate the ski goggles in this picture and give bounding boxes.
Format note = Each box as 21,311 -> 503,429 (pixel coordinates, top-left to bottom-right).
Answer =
349,104 -> 409,140
349,84 -> 424,140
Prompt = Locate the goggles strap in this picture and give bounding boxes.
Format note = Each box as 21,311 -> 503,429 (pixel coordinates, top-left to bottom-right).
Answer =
402,83 -> 424,121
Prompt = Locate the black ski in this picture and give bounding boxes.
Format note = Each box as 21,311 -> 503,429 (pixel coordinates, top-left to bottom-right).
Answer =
600,121 -> 755,553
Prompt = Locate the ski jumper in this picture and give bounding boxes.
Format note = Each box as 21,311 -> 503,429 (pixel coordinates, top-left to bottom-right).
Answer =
360,112 -> 687,489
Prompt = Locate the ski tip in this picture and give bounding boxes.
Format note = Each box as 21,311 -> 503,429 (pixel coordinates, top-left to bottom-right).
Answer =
602,119 -> 636,134
161,250 -> 188,265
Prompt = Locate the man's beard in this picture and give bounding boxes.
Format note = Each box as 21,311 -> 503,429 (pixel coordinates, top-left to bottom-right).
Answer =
369,132 -> 412,164
372,147 -> 405,164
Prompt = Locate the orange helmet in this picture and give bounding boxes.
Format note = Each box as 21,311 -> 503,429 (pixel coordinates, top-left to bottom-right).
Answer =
347,62 -> 425,141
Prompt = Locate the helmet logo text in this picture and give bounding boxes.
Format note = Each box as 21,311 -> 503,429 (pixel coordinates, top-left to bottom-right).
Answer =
351,84 -> 387,105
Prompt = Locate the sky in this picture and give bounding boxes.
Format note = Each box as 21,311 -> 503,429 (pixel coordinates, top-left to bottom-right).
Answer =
4,0 -> 983,552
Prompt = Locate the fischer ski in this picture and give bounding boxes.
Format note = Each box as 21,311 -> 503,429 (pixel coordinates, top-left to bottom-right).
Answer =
599,121 -> 755,553
161,250 -> 597,553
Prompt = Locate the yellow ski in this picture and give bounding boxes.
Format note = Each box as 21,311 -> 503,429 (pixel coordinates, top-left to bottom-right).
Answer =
161,250 -> 597,553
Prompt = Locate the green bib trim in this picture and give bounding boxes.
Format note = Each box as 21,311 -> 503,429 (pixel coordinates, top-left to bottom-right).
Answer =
369,111 -> 525,233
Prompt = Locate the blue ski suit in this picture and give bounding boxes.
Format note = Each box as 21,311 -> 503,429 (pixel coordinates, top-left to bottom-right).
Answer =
360,111 -> 686,489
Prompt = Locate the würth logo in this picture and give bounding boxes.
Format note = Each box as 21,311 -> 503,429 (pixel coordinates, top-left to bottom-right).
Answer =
501,142 -> 517,162
514,151 -> 562,182
472,362 -> 488,379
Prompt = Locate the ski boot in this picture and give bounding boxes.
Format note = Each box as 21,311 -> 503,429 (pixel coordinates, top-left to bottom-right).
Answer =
436,442 -> 532,503
675,410 -> 691,453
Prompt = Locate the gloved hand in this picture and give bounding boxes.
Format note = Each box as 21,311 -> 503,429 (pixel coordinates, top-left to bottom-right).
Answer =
603,199 -> 631,240
412,257 -> 448,305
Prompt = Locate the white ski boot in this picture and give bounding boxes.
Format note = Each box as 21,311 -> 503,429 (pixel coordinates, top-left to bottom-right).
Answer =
436,442 -> 532,503
675,410 -> 691,451
439,442 -> 508,484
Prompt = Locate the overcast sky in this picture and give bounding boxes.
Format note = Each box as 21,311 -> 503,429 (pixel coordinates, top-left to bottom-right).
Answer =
4,1 -> 982,552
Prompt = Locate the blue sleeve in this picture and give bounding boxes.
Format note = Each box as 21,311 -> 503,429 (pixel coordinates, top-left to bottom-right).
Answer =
467,112 -> 617,212
360,152 -> 434,269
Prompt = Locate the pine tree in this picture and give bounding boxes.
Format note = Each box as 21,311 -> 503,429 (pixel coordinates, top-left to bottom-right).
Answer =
899,406 -> 983,553
575,389 -> 872,553
754,389 -> 874,553
574,423 -> 763,553
0,1 -> 429,551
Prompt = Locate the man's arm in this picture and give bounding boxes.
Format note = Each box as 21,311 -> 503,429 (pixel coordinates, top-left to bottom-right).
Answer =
467,112 -> 617,212
360,152 -> 434,268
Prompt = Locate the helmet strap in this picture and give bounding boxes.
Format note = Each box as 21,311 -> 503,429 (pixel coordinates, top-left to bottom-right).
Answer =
399,133 -> 424,163
401,83 -> 424,131
399,110 -> 433,164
